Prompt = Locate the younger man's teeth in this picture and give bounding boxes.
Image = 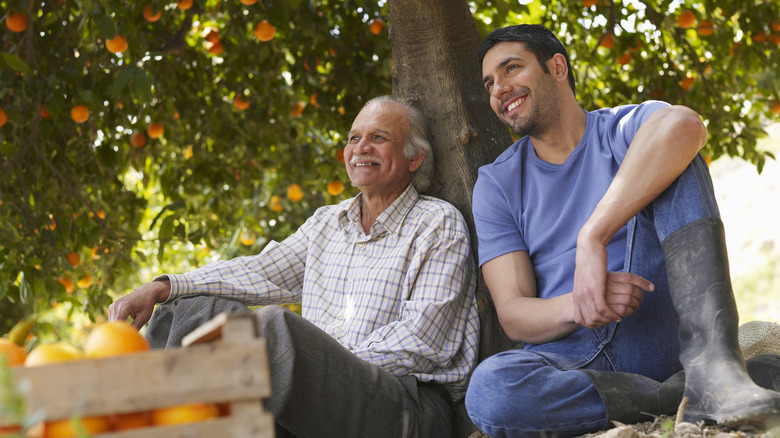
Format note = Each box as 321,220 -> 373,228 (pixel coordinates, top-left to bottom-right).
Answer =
507,98 -> 524,112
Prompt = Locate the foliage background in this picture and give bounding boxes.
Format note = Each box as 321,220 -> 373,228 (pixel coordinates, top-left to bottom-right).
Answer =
1,0 -> 779,343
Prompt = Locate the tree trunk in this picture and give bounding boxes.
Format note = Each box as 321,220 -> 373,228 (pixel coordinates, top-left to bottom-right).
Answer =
389,0 -> 516,362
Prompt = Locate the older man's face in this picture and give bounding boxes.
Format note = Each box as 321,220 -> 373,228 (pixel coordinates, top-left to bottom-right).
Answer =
344,101 -> 422,197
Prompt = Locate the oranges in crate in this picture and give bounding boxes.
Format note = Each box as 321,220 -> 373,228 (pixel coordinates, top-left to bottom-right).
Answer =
151,403 -> 221,426
84,321 -> 150,358
43,416 -> 112,438
0,338 -> 27,367
25,342 -> 83,366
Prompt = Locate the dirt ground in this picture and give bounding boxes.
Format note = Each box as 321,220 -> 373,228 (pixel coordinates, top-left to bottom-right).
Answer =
580,414 -> 779,437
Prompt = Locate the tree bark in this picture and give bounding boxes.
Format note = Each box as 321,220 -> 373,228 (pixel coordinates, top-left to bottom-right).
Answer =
389,0 -> 516,362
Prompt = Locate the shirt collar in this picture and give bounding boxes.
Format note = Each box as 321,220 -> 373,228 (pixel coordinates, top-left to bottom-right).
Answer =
338,184 -> 419,236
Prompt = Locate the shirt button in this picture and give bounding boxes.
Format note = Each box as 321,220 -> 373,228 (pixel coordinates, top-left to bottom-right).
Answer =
347,278 -> 353,284
337,314 -> 344,320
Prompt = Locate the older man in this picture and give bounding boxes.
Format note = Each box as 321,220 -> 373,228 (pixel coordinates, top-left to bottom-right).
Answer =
109,96 -> 479,437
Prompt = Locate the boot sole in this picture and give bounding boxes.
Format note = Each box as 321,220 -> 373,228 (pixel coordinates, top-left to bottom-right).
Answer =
685,400 -> 780,430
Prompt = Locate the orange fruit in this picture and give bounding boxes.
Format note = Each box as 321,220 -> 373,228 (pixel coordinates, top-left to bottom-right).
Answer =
583,0 -> 598,7
201,27 -> 220,43
143,5 -> 161,22
240,0 -> 258,4
752,32 -> 767,43
680,76 -> 696,91
0,339 -> 27,367
84,321 -> 150,358
770,34 -> 780,46
41,105 -> 52,119
254,20 -> 276,42
697,19 -> 714,37
771,101 -> 780,115
58,276 -> 75,293
130,131 -> 147,148
65,251 -> 81,268
70,105 -> 89,123
5,12 -> 27,33
106,34 -> 128,54
287,183 -> 304,202
240,231 -> 256,246
43,416 -> 111,438
147,122 -> 164,139
206,40 -> 223,55
599,33 -> 615,49
730,41 -> 741,56
617,52 -> 631,66
336,148 -> 345,163
290,101 -> 306,117
151,403 -> 220,425
234,95 -> 250,110
25,342 -> 83,366
369,18 -> 386,35
0,108 -> 7,127
0,425 -> 22,436
108,411 -> 152,430
176,0 -> 193,10
677,10 -> 696,29
326,180 -> 345,196
269,195 -> 283,212
76,274 -> 93,289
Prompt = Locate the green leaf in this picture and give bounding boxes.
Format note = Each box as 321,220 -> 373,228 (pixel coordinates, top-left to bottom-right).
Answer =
149,201 -> 186,231
93,15 -> 117,39
159,215 -> 175,242
109,67 -> 136,97
133,69 -> 153,103
1,52 -> 32,75
18,272 -> 31,305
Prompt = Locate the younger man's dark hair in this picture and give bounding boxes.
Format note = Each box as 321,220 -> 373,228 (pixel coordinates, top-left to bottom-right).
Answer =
478,24 -> 576,95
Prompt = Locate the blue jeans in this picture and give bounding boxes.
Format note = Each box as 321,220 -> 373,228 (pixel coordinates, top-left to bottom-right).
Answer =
465,155 -> 721,437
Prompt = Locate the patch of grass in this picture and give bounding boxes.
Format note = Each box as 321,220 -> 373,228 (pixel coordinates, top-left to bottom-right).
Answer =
733,247 -> 780,324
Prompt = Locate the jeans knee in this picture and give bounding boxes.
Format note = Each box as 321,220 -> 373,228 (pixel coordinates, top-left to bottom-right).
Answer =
465,360 -> 515,427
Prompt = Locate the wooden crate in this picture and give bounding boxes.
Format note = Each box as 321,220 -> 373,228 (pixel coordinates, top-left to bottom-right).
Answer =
3,313 -> 274,438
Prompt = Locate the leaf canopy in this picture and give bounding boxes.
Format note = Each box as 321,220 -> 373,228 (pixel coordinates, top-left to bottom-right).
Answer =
1,0 -> 778,336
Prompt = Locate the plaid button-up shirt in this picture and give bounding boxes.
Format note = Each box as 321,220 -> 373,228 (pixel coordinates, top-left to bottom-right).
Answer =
166,185 -> 479,400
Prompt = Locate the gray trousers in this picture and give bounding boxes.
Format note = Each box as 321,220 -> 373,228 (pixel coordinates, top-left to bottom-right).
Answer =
146,296 -> 453,438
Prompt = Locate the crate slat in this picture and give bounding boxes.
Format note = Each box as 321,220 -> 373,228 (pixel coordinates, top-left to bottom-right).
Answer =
3,313 -> 275,437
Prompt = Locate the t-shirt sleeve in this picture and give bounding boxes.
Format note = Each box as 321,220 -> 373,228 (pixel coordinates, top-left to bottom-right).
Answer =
472,168 -> 527,267
608,100 -> 671,163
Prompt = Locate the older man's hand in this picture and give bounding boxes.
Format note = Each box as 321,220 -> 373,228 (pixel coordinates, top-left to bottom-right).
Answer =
108,280 -> 171,330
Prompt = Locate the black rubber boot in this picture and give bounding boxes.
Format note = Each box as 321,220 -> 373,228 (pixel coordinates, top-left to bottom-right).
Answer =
581,370 -> 685,427
746,354 -> 780,392
662,217 -> 780,427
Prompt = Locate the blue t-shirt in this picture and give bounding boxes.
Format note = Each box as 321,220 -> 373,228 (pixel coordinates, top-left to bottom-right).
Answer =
473,101 -> 669,300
